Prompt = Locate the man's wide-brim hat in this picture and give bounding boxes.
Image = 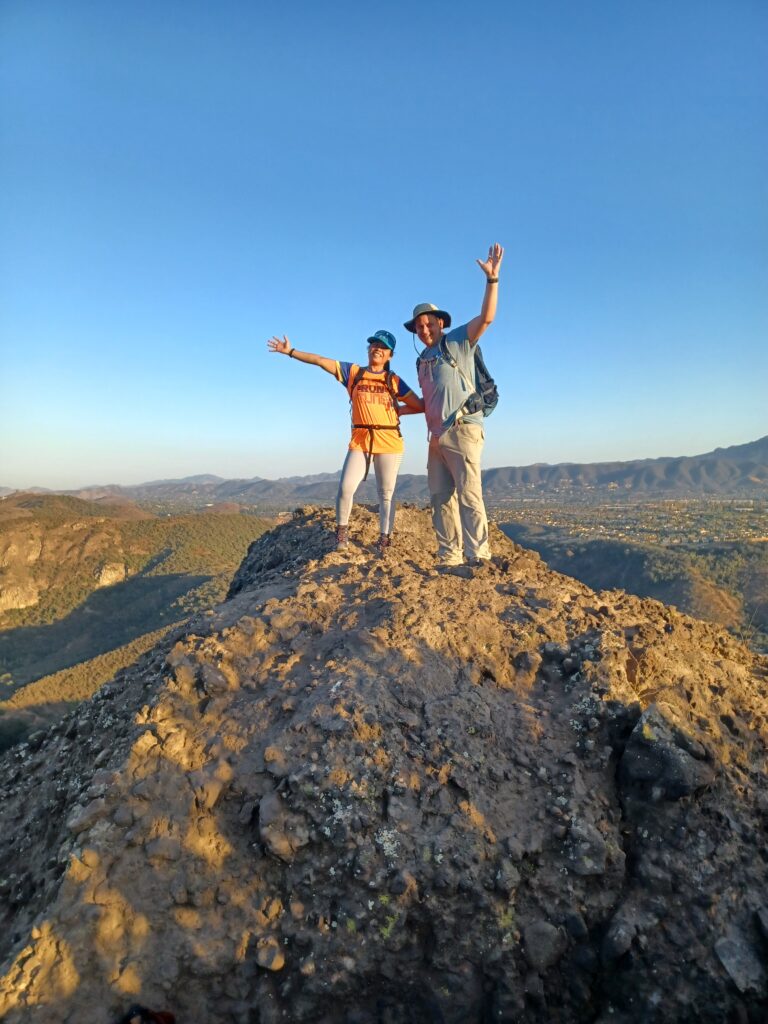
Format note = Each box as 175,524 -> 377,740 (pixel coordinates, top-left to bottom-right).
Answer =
403,303 -> 452,333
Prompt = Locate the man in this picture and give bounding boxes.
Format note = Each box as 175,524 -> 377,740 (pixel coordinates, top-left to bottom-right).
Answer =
404,242 -> 503,571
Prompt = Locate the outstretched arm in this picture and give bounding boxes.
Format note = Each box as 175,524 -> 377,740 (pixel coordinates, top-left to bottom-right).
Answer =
267,335 -> 337,376
466,242 -> 504,344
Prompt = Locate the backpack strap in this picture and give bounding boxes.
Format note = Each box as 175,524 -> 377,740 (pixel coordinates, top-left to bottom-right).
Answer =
384,370 -> 400,412
350,366 -> 400,417
437,337 -> 477,424
349,424 -> 401,480
349,364 -> 367,396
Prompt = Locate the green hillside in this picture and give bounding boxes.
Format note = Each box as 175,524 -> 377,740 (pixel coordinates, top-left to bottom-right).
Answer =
500,522 -> 768,652
0,495 -> 272,695
0,622 -> 179,752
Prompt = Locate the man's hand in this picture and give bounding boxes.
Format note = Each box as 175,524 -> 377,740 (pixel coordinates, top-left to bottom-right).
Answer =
467,242 -> 504,343
477,243 -> 504,280
267,335 -> 292,355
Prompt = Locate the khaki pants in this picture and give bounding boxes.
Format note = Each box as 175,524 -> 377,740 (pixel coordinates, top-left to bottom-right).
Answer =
427,422 -> 490,563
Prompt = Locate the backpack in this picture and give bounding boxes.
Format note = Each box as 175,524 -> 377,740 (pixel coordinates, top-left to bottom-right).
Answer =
418,337 -> 499,418
349,365 -> 400,411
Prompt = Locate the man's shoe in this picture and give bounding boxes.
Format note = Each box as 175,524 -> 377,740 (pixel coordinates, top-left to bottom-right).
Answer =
437,563 -> 473,579
335,525 -> 350,550
468,557 -> 492,574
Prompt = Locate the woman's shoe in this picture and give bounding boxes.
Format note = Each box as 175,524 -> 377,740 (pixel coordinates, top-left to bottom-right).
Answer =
375,533 -> 392,557
335,525 -> 350,550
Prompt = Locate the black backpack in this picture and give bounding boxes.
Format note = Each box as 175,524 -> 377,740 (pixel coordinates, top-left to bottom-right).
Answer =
418,337 -> 499,418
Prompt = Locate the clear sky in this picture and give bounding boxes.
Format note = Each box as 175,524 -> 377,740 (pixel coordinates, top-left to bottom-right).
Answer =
1,0 -> 766,489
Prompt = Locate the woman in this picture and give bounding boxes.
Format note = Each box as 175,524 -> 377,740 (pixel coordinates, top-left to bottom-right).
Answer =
267,331 -> 424,553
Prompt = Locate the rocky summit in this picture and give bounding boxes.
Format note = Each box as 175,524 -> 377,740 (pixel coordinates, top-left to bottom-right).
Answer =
0,506 -> 767,1024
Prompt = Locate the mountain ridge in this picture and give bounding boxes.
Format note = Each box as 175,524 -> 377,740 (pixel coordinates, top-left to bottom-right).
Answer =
4,436 -> 767,506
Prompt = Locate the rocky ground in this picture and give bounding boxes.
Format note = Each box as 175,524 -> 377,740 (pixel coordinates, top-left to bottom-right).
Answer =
0,505 -> 766,1023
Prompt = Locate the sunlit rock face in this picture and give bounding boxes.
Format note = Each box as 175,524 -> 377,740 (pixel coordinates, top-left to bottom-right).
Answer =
94,562 -> 127,588
0,506 -> 766,1023
0,582 -> 40,613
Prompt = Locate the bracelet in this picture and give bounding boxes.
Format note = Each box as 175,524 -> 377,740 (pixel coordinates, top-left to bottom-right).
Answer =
288,348 -> 295,358
486,276 -> 499,284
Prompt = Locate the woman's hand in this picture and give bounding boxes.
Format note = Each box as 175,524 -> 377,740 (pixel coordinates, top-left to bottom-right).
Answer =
266,339 -> 338,376
267,335 -> 292,355
399,395 -> 425,415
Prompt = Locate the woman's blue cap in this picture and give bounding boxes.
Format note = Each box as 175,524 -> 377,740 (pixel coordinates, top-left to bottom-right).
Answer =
366,330 -> 396,352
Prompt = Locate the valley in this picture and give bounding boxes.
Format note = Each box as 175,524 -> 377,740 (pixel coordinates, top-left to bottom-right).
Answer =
0,494 -> 271,746
496,498 -> 768,653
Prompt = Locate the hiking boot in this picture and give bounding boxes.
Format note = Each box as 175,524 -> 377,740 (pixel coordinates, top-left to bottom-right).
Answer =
375,533 -> 392,557
335,525 -> 350,550
437,562 -> 473,579
468,557 -> 492,574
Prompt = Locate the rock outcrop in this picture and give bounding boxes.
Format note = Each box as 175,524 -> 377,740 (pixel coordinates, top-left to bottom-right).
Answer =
94,563 -> 128,588
0,506 -> 766,1023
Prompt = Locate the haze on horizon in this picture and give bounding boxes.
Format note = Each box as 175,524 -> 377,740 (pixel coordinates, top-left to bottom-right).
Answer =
3,434 -> 767,496
1,1 -> 766,492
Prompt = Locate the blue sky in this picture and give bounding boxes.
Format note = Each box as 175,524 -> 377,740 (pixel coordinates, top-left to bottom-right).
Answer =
1,0 -> 766,489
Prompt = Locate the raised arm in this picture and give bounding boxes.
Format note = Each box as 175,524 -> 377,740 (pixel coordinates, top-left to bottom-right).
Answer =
466,242 -> 504,344
267,335 -> 338,376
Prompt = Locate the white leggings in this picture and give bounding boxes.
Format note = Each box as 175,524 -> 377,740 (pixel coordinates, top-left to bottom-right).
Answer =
336,449 -> 403,535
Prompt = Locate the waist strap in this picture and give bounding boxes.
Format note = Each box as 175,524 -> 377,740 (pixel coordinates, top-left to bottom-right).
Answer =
351,424 -> 401,480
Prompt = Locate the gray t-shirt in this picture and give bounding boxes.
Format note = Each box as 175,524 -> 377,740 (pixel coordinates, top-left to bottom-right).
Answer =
417,322 -> 483,437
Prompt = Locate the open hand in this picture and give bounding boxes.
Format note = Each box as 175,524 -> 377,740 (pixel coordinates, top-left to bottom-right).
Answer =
477,243 -> 504,280
267,335 -> 291,355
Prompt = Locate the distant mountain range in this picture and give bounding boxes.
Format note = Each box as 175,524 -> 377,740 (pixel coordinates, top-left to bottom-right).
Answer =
4,436 -> 767,507
479,435 -> 768,500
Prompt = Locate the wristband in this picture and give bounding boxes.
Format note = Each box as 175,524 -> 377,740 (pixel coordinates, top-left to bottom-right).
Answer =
288,348 -> 295,358
486,277 -> 499,284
